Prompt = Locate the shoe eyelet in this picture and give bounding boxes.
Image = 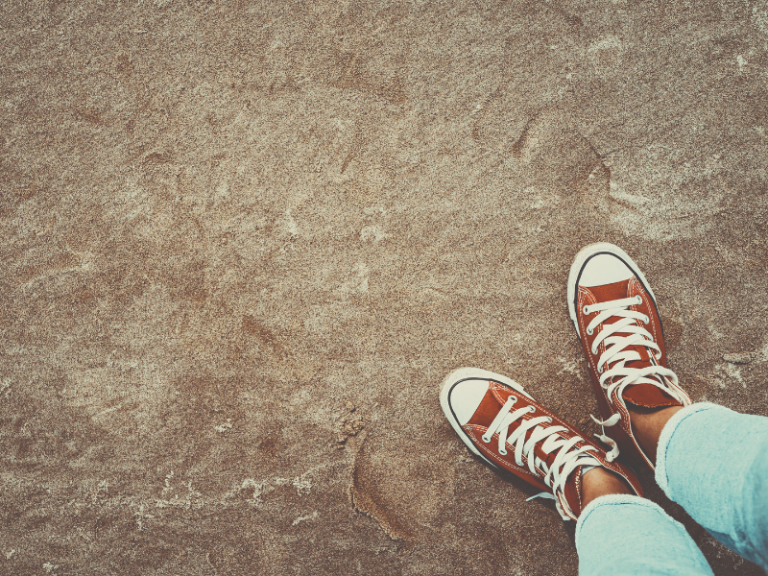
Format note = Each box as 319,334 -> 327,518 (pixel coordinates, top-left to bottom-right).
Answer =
498,449 -> 508,456
586,327 -> 593,336
583,305 -> 590,315
635,296 -> 643,305
546,417 -> 553,423
643,315 -> 650,324
528,406 -> 536,413
598,366 -> 604,374
482,435 -> 491,443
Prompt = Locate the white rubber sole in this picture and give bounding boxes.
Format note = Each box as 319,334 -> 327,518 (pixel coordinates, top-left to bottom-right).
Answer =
439,367 -> 532,467
566,242 -> 656,338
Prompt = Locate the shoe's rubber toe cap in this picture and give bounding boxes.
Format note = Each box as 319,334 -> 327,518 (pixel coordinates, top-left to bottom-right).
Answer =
448,378 -> 490,426
578,253 -> 634,288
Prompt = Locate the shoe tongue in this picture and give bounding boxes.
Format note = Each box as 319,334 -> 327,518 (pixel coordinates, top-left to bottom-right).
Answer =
589,281 -> 682,410
586,278 -> 631,303
623,383 -> 680,408
591,278 -> 655,371
608,342 -> 681,409
612,360 -> 681,408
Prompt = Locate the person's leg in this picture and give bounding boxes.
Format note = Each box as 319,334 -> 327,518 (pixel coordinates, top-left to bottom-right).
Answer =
654,403 -> 768,571
439,368 -> 644,521
566,243 -> 762,573
576,494 -> 714,576
577,468 -> 713,575
439,368 -> 715,575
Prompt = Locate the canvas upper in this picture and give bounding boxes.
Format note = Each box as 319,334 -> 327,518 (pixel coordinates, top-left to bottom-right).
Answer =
567,243 -> 692,469
440,368 -> 643,521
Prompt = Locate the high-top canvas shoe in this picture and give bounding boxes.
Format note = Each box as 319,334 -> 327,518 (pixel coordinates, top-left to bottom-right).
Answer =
567,243 -> 692,470
440,368 -> 643,521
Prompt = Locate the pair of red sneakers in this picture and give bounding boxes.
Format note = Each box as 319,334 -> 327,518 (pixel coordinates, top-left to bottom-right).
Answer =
440,243 -> 692,520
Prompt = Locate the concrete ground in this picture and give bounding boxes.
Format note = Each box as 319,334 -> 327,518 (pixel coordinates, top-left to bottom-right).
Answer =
2,0 -> 768,574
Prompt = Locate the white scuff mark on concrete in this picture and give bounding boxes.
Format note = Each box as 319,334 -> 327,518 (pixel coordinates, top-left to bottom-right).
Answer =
187,481 -> 200,497
241,475 -> 313,501
154,481 -> 202,510
0,378 -> 11,399
363,206 -> 385,216
43,563 -> 59,573
338,263 -> 369,295
557,357 -> 583,379
588,35 -> 623,52
286,209 -> 299,236
241,478 -> 271,500
303,312 -> 324,334
134,504 -> 154,531
292,476 -> 312,494
92,480 -> 109,504
5,549 -> 15,560
161,471 -> 174,497
722,351 -> 756,364
238,465 -> 324,502
214,419 -> 233,433
292,511 -> 319,526
757,338 -> 768,363
93,404 -> 122,419
725,341 -> 768,367
713,363 -> 744,389
360,226 -> 387,242
609,189 -> 650,205
737,55 -> 747,70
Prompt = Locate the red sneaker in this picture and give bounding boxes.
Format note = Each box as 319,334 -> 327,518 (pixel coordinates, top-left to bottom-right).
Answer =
440,368 -> 642,520
567,243 -> 691,470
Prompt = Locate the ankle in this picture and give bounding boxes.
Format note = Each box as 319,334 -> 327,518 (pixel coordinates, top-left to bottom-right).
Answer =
627,405 -> 684,464
581,467 -> 633,509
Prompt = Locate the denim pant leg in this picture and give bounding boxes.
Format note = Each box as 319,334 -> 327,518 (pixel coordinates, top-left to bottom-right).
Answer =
656,403 -> 768,571
575,494 -> 714,576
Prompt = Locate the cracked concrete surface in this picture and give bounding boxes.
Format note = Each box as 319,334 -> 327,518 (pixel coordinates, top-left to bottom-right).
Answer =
1,0 -> 768,574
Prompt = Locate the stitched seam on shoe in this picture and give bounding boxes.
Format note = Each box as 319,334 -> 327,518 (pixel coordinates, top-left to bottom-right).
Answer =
577,287 -> 602,387
629,277 -> 659,349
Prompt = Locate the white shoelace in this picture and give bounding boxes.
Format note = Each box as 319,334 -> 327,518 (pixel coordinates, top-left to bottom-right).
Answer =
584,296 -> 687,460
482,395 -> 600,519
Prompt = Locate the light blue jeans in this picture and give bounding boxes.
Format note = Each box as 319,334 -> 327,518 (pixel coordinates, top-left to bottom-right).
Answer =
576,403 -> 768,575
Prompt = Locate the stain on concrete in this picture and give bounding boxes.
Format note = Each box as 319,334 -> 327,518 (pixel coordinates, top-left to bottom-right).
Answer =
350,433 -> 454,543
512,110 -> 607,196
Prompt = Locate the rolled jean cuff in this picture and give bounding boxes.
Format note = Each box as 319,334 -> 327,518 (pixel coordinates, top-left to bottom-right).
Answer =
655,402 -> 719,498
575,494 -> 668,549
